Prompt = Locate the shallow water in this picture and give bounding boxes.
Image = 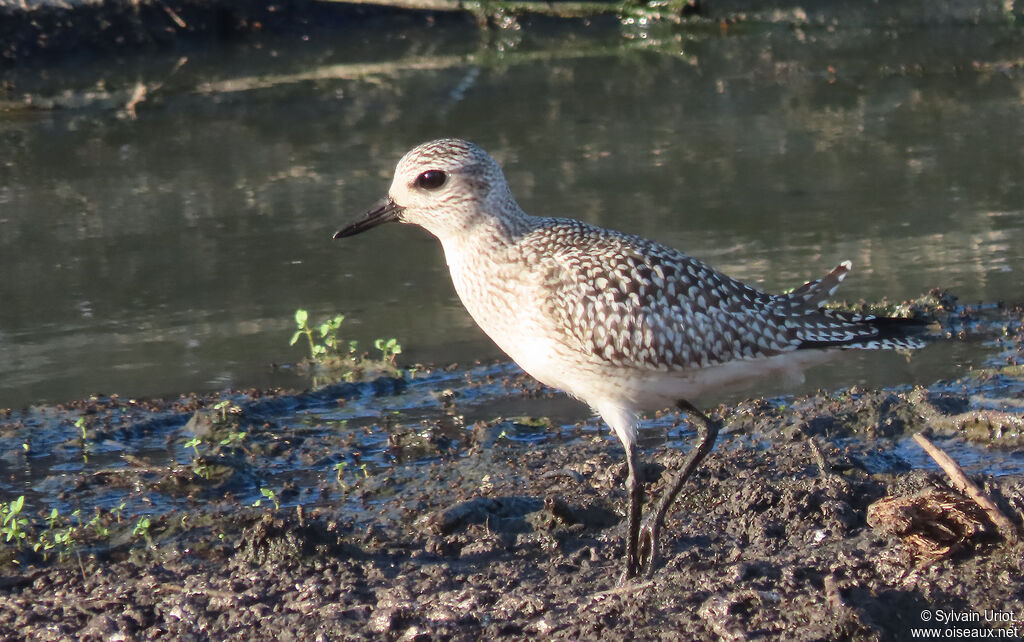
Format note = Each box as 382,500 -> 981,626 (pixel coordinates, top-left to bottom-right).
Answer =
2,18 -> 1024,409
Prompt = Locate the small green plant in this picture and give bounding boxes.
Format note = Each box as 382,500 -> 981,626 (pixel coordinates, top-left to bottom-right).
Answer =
46,509 -> 86,570
181,437 -> 216,480
291,309 -> 348,362
5,502 -> 155,565
374,337 -> 403,363
86,509 -> 110,538
332,462 -> 349,490
32,508 -> 62,560
253,487 -> 280,510
289,308 -> 405,383
262,487 -> 280,509
1,495 -> 29,544
133,516 -> 151,540
212,400 -> 238,423
111,501 -> 126,524
52,524 -> 79,564
183,437 -> 202,456
75,416 -> 91,463
219,430 -> 247,447
193,462 -> 214,481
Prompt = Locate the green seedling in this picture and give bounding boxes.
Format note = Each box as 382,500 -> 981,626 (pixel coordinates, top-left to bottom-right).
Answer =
31,508 -> 62,560
52,524 -> 79,564
219,431 -> 247,447
319,314 -> 347,353
180,438 -> 216,480
0,495 -> 28,544
133,516 -> 152,540
75,416 -> 91,463
10,503 -> 152,565
183,437 -> 202,456
374,337 -> 403,363
212,400 -> 238,423
111,502 -> 126,524
289,308 -> 405,383
332,462 -> 349,491
291,309 -> 353,363
253,487 -> 280,510
86,510 -> 109,539
262,487 -> 280,510
291,309 -> 332,361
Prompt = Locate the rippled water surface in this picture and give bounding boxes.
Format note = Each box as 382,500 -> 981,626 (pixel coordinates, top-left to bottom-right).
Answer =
2,17 -> 1024,408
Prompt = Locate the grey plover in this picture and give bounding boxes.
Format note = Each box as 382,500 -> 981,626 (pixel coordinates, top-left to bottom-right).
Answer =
335,138 -> 926,582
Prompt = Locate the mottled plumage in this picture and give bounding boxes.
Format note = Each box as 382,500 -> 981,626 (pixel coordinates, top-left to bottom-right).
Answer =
523,220 -> 919,372
335,138 -> 927,583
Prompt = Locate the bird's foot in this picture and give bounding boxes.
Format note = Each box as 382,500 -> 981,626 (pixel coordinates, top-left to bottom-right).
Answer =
616,514 -> 661,585
637,513 -> 660,579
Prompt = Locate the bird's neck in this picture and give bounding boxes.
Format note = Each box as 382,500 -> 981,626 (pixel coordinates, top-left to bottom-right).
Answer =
440,202 -> 535,261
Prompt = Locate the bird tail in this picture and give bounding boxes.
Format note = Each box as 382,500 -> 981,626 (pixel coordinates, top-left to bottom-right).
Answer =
782,260 -> 852,312
779,260 -> 932,351
796,311 -> 932,350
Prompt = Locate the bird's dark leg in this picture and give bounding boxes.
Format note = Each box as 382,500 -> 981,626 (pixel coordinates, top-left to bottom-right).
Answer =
618,441 -> 645,585
635,400 -> 720,577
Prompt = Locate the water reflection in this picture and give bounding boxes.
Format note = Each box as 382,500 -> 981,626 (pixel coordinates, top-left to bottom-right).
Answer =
1,20 -> 1022,407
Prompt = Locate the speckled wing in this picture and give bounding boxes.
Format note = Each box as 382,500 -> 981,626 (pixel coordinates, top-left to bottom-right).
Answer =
531,219 -> 896,372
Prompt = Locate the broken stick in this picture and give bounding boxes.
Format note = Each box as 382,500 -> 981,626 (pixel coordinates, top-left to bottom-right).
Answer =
912,432 -> 1019,543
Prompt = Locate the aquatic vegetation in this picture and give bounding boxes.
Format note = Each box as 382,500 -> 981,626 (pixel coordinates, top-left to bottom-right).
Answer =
289,308 -> 405,382
0,489 -> 290,570
1,496 -> 29,545
374,337 -> 403,364
1,500 -> 109,567
333,461 -> 348,488
74,416 -> 92,463
132,516 -> 152,542
254,487 -> 280,510
183,436 -> 202,457
290,309 -> 349,362
219,430 -> 247,447
212,399 -> 239,423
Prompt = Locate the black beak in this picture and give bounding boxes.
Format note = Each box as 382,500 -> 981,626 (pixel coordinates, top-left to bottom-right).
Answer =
333,198 -> 404,239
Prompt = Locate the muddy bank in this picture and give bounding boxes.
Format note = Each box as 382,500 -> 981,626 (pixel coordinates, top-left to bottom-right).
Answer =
0,427 -> 1021,640
2,377 -> 1023,639
1,0 -> 1018,66
0,0 -> 466,66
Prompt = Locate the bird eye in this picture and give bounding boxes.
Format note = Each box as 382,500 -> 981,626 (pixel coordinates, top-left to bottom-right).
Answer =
414,170 -> 447,190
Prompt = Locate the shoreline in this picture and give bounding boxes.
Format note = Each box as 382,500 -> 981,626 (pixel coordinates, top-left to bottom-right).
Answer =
2,0 -> 1018,67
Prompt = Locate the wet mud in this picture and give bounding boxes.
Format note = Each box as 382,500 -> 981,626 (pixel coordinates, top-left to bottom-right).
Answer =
1,398 -> 1022,640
